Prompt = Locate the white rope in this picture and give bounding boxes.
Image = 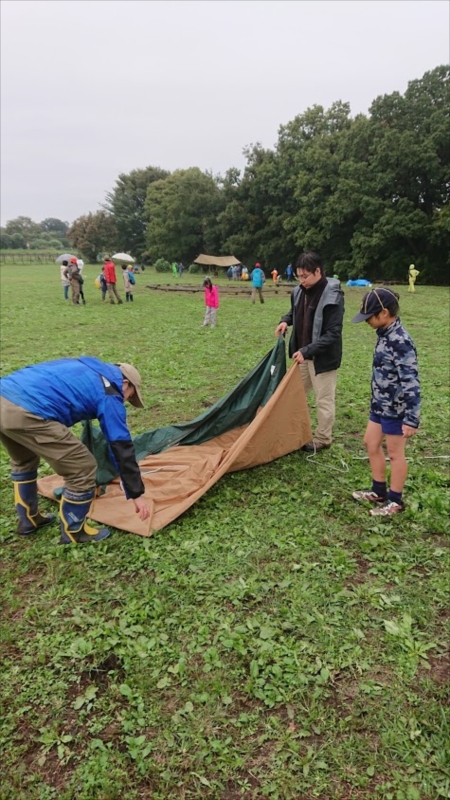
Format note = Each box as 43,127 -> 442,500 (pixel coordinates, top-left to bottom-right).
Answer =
351,455 -> 450,461
304,447 -> 449,474
304,443 -> 349,472
305,453 -> 350,472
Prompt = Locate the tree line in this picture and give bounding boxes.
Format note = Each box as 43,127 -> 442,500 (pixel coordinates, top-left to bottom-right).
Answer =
0,217 -> 70,251
3,66 -> 448,283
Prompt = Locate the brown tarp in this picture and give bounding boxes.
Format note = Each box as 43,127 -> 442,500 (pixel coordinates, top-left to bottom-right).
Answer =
194,254 -> 241,268
38,364 -> 311,536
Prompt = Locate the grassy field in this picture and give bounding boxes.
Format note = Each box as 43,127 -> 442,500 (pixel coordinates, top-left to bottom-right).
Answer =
0,263 -> 449,800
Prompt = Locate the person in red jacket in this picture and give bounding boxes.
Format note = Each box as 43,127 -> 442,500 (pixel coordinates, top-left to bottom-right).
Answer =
103,257 -> 123,304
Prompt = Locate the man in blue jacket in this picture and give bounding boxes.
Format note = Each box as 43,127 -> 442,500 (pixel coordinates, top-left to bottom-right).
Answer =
0,358 -> 151,544
275,252 -> 344,452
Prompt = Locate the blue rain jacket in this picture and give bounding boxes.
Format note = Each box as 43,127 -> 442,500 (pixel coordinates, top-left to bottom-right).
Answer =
0,356 -> 145,498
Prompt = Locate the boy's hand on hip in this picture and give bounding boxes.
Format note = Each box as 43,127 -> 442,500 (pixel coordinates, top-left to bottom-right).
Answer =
402,425 -> 418,438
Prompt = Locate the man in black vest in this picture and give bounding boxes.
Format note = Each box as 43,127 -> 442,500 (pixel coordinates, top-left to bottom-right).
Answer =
275,252 -> 344,452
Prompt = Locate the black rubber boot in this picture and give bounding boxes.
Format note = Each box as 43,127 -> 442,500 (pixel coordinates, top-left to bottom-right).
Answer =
59,488 -> 110,544
12,470 -> 56,536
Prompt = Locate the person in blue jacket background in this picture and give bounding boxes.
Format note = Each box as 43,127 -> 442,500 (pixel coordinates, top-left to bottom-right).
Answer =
0,357 -> 151,544
250,262 -> 265,304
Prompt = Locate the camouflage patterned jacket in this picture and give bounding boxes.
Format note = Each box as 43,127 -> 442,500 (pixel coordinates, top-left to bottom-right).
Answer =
371,318 -> 420,428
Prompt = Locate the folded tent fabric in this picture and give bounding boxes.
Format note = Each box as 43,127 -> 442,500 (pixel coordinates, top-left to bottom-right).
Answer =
83,336 -> 288,485
38,339 -> 312,535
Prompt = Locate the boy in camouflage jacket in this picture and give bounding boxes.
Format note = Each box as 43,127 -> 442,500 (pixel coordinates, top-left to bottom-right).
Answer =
351,288 -> 420,516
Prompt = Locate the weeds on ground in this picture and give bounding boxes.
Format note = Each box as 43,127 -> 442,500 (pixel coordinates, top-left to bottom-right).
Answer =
0,265 -> 449,799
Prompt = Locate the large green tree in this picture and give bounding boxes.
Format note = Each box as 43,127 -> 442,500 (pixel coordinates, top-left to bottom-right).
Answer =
39,218 -> 69,236
215,147 -> 297,269
277,101 -> 354,271
4,216 -> 41,247
1,217 -> 70,249
104,166 -> 170,259
0,232 -> 14,249
144,168 -> 224,264
231,68 -> 449,282
336,66 -> 449,282
67,212 -> 118,262
334,66 -> 449,282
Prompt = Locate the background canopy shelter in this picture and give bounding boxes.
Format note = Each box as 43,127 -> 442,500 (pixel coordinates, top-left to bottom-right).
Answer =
194,254 -> 241,268
112,253 -> 135,263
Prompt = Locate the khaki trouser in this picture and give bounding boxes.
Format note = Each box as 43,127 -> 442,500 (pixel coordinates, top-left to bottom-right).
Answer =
251,286 -> 264,303
71,279 -> 80,304
107,282 -> 122,303
299,362 -> 337,445
0,396 -> 97,493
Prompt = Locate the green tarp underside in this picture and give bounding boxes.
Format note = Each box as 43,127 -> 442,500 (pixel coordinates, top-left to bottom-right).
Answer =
82,338 -> 287,487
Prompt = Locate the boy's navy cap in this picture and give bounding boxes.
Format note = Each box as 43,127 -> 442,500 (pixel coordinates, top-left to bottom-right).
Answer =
352,287 -> 399,323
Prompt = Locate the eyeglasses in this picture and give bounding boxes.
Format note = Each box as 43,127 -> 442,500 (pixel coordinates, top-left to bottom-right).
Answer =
297,272 -> 314,281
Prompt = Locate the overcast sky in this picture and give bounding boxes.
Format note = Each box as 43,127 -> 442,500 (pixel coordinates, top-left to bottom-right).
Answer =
1,0 -> 448,226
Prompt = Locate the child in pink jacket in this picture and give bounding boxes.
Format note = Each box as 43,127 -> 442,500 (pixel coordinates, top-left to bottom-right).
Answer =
202,277 -> 219,328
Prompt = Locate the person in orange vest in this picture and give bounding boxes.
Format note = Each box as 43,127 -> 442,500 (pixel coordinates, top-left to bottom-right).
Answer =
271,268 -> 278,284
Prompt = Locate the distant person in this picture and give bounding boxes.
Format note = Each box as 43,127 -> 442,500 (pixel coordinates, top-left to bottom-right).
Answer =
274,252 -> 344,452
0,358 -> 151,544
103,257 -> 123,304
60,259 -> 70,300
241,266 -> 249,281
271,268 -> 278,284
286,263 -> 293,283
72,257 -> 86,305
95,266 -> 108,302
408,264 -> 420,293
172,262 -> 178,276
351,288 -> 420,516
122,264 -> 134,302
201,277 -> 219,328
64,258 -> 83,305
251,262 -> 265,304
227,266 -> 233,281
177,262 -> 184,276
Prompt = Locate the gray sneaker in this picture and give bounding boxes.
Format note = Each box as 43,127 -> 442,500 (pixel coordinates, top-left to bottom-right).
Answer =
369,500 -> 404,517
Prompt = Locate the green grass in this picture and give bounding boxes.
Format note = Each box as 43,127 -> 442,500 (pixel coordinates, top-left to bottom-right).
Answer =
0,263 -> 449,800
